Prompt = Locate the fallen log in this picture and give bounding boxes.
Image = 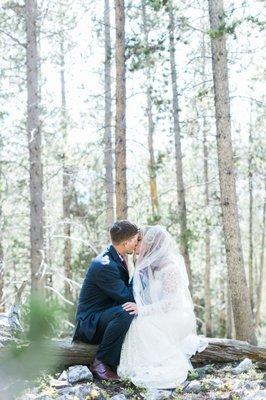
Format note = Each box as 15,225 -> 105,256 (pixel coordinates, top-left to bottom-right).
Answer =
49,337 -> 266,369
192,338 -> 266,368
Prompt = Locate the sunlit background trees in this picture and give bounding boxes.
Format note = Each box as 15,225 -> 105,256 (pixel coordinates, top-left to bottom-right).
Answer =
0,0 -> 265,343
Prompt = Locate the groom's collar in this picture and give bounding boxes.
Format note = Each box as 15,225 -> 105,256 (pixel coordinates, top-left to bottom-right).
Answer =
108,244 -> 124,265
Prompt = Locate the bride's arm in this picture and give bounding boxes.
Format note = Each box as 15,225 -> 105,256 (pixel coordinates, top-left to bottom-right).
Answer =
137,264 -> 192,317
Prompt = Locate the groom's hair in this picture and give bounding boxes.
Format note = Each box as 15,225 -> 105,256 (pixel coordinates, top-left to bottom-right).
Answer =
110,220 -> 139,245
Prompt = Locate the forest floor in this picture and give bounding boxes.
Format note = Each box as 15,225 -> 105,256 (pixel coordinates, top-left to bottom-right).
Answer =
13,360 -> 266,400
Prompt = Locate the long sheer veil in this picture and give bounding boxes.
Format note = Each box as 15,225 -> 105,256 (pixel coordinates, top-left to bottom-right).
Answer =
133,225 -> 192,313
118,225 -> 208,389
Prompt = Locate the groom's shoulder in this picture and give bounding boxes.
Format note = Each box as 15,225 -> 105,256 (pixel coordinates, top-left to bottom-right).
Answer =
90,245 -> 118,270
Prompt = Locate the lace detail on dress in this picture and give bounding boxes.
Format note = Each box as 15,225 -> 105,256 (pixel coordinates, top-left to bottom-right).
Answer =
138,264 -> 191,317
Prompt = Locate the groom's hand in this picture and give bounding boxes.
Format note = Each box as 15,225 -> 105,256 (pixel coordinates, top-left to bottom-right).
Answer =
122,302 -> 138,315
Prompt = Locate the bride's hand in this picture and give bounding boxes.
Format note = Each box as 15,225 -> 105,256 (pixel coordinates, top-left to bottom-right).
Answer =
122,302 -> 138,315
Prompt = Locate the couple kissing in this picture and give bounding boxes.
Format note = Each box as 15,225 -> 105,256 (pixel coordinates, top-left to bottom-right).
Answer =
73,220 -> 208,389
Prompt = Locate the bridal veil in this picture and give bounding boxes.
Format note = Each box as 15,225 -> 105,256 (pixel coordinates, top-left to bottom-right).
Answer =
118,225 -> 208,389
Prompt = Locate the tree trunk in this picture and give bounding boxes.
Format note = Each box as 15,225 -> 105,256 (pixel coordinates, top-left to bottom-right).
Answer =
226,276 -> 234,338
255,180 -> 266,327
0,203 -> 4,312
203,121 -> 212,337
201,33 -> 212,337
115,0 -> 127,220
248,115 -> 254,312
208,0 -> 257,344
60,36 -> 73,304
167,0 -> 192,287
104,0 -> 115,232
26,0 -> 45,297
0,142 -> 4,311
63,164 -> 72,303
218,270 -> 226,337
141,0 -> 160,222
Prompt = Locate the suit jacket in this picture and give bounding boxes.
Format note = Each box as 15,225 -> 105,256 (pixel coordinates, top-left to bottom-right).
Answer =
73,244 -> 134,342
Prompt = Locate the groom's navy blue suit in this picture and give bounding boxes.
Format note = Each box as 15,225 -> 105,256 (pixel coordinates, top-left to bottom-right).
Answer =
73,245 -> 134,367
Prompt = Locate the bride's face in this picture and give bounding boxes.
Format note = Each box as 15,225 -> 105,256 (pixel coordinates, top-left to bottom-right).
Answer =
134,235 -> 143,255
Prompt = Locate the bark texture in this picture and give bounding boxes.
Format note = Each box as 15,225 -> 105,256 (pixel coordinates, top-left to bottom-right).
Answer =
115,0 -> 127,220
41,337 -> 266,370
208,0 -> 257,344
26,0 -> 45,296
104,0 -> 115,231
226,276 -> 234,339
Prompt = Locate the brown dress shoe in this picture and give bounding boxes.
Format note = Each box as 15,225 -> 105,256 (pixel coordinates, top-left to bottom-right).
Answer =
90,357 -> 120,381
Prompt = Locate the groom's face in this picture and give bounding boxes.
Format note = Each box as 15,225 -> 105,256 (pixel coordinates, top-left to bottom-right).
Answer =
123,234 -> 139,254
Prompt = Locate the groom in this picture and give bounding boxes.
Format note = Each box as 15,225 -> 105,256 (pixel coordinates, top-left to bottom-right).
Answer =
73,220 -> 139,380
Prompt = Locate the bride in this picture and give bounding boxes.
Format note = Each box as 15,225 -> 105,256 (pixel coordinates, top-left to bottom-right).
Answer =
117,225 -> 208,389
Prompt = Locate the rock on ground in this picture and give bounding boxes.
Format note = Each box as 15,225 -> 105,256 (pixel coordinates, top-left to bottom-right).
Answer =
67,364 -> 93,384
232,358 -> 253,375
13,361 -> 266,400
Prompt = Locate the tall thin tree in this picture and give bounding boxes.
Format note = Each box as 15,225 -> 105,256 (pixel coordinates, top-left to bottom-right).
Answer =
208,0 -> 256,344
200,32 -> 212,336
115,0 -> 127,220
248,109 -> 254,312
26,0 -> 45,296
60,33 -> 73,304
226,277 -> 234,338
0,133 -> 3,311
141,0 -> 160,221
256,180 -> 266,327
104,0 -> 115,230
167,0 -> 192,286
203,118 -> 212,335
0,193 -> 4,312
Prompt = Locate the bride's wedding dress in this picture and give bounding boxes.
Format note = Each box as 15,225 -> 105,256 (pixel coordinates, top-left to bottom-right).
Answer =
117,226 -> 208,389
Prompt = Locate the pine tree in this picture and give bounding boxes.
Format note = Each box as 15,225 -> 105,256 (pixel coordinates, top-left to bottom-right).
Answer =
104,0 -> 115,230
115,0 -> 127,220
26,0 -> 45,296
167,0 -> 192,287
208,0 -> 257,344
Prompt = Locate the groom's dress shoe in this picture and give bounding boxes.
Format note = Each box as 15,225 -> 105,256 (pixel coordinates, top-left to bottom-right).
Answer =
90,358 -> 120,381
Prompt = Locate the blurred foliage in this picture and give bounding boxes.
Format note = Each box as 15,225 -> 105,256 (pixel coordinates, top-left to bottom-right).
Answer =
147,0 -> 168,11
72,243 -> 95,276
0,295 -> 60,399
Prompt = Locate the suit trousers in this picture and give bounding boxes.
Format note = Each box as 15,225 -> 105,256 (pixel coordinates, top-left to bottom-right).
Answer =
78,305 -> 134,367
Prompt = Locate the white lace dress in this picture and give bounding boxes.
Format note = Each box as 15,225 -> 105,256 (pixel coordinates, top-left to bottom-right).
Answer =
117,264 -> 208,389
